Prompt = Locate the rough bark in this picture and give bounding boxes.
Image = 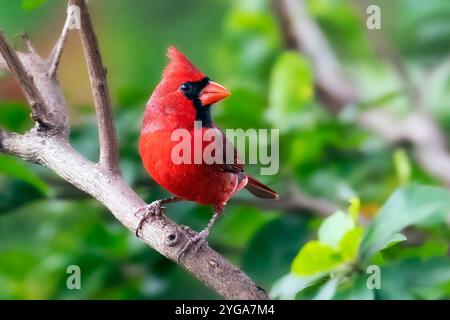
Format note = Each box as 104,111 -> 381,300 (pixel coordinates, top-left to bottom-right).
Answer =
0,0 -> 268,300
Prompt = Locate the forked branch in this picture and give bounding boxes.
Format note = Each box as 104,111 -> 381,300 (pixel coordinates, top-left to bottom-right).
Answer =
0,32 -> 51,130
48,4 -> 76,76
0,0 -> 268,300
69,0 -> 120,174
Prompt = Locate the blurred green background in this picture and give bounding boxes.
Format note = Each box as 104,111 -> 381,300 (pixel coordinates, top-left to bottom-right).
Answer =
0,0 -> 449,299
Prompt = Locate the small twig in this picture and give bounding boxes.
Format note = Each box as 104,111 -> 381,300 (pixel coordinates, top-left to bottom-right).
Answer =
238,184 -> 337,217
69,0 -> 120,174
48,4 -> 75,77
18,33 -> 37,54
0,129 -> 8,151
0,31 -> 51,130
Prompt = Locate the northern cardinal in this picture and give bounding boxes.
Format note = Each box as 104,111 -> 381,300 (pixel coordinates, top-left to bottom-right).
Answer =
137,47 -> 278,259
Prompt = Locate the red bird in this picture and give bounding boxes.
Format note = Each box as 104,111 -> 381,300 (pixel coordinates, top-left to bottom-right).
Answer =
137,47 -> 278,259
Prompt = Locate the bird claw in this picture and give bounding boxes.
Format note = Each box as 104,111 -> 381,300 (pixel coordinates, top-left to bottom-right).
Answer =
177,230 -> 208,262
135,201 -> 165,237
181,224 -> 197,237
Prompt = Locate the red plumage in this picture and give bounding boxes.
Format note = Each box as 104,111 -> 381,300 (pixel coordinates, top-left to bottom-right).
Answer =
138,47 -> 277,257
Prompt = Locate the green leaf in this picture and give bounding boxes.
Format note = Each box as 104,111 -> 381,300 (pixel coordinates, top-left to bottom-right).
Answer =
360,185 -> 450,261
393,149 -> 411,185
348,197 -> 360,224
266,51 -> 313,131
358,90 -> 402,110
383,233 -> 407,249
217,87 -> 268,130
0,199 -> 137,299
333,275 -> 375,300
21,0 -> 47,11
223,8 -> 281,79
291,241 -> 343,276
370,252 -> 385,266
271,272 -> 325,300
213,206 -> 278,248
318,210 -> 354,248
0,154 -> 51,196
339,227 -> 363,260
313,277 -> 339,300
397,240 -> 448,259
242,216 -> 311,288
392,0 -> 450,60
0,101 -> 32,133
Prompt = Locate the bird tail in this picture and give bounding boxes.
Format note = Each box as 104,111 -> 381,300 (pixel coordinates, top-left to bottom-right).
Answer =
245,176 -> 279,199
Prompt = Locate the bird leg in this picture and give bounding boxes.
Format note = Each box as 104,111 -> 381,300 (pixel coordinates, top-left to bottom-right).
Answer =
135,197 -> 181,237
177,207 -> 223,261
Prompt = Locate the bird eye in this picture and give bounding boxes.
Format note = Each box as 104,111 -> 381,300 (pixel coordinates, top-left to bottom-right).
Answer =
180,82 -> 192,92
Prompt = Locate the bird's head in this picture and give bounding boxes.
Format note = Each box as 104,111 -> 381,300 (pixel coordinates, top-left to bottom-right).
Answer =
144,47 -> 230,131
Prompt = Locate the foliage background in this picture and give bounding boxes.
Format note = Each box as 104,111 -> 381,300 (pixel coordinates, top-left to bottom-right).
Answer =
0,0 -> 449,299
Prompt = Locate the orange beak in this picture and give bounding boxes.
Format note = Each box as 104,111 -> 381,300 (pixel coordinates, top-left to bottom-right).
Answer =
199,81 -> 230,106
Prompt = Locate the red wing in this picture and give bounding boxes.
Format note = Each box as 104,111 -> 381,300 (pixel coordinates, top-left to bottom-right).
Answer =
214,127 -> 244,174
214,127 -> 278,199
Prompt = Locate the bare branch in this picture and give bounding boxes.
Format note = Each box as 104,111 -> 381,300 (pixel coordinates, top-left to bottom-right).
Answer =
68,0 -> 120,174
239,183 -> 337,218
0,33 -> 69,135
0,31 -> 52,130
0,130 -> 42,164
273,0 -> 359,112
0,1 -> 269,299
48,4 -> 75,77
19,33 -> 37,54
274,0 -> 450,187
0,132 -> 268,299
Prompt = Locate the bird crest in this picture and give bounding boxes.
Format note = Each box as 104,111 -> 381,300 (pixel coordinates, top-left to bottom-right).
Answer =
163,46 -> 205,82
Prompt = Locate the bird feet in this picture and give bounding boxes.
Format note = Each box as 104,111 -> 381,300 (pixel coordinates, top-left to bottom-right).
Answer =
134,200 -> 165,237
177,229 -> 209,261
177,210 -> 221,261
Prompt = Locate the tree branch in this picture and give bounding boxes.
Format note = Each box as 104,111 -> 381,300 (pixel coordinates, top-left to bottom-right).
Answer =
48,3 -> 75,77
19,32 -> 37,55
0,32 -> 52,130
273,0 -> 359,112
0,35 -> 69,136
1,134 -> 267,299
0,130 -> 41,163
359,110 -> 450,187
238,182 -> 337,218
274,0 -> 450,187
0,1 -> 268,300
69,0 -> 120,174
349,0 -> 426,112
